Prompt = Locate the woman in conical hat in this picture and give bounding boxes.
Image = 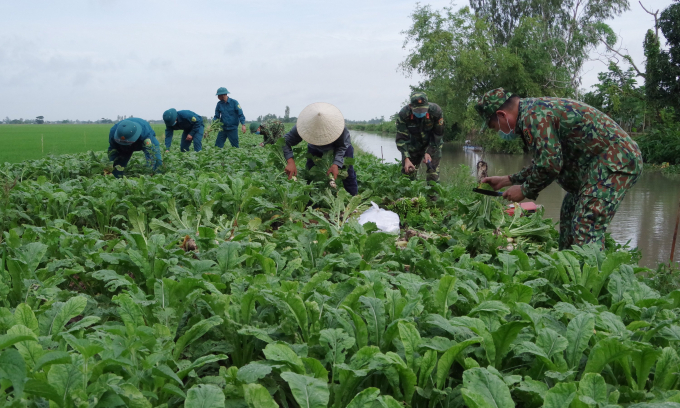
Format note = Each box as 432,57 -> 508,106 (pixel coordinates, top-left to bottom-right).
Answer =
282,102 -> 358,196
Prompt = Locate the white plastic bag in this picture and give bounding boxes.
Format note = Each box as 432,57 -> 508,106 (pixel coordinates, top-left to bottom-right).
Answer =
358,202 -> 400,234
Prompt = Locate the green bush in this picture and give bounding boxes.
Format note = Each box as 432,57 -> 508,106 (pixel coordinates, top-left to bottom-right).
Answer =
636,111 -> 680,165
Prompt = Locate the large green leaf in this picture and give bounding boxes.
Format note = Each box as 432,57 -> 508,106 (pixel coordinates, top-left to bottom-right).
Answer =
398,322 -> 421,372
543,382 -> 577,408
0,349 -> 26,397
47,296 -> 88,337
280,372 -> 330,408
360,296 -> 386,347
437,337 -> 483,389
243,383 -> 279,408
283,293 -> 309,342
263,343 -> 305,374
572,373 -> 607,408
418,349 -> 437,388
491,321 -> 530,367
34,351 -> 71,372
346,387 -> 381,408
583,337 -> 631,374
47,363 -> 83,404
14,303 -> 39,335
654,347 -> 680,390
632,345 -> 662,391
173,315 -> 223,359
24,379 -> 64,407
343,306 -> 368,349
434,275 -> 457,317
565,313 -> 595,368
460,367 -> 515,408
536,328 -> 569,358
185,384 -> 225,408
152,365 -> 183,387
237,362 -> 273,384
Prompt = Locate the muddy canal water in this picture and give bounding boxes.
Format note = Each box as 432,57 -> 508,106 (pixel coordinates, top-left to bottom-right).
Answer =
352,130 -> 680,268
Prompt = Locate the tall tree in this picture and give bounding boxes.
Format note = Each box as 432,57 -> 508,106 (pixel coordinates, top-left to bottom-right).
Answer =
401,5 -> 570,138
284,106 -> 290,122
469,0 -> 629,92
644,1 -> 680,115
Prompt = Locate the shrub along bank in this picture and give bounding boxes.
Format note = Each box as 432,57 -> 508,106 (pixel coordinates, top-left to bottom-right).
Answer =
0,135 -> 676,407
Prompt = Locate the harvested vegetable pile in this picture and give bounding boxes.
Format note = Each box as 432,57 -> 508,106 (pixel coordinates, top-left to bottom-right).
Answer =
0,134 -> 671,408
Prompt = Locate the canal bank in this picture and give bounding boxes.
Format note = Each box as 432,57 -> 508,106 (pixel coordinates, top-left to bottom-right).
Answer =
352,130 -> 680,268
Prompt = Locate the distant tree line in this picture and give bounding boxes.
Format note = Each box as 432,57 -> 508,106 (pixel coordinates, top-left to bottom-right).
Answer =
1,116 -> 122,125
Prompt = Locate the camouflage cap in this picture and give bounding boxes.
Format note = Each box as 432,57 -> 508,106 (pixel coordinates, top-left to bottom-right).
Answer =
475,88 -> 513,122
410,92 -> 429,114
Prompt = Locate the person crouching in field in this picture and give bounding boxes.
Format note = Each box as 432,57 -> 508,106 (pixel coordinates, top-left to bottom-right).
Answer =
213,87 -> 246,148
282,103 -> 358,196
108,118 -> 163,177
396,92 -> 444,183
162,109 -> 204,152
477,88 -> 643,250
256,119 -> 285,147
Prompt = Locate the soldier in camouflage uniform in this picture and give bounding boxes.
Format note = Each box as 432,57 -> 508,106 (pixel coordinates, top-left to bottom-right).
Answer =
395,92 -> 444,182
257,119 -> 285,146
476,88 -> 643,250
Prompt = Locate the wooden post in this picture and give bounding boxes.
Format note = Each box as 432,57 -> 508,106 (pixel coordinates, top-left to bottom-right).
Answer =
671,198 -> 680,263
381,146 -> 384,163
41,134 -> 44,154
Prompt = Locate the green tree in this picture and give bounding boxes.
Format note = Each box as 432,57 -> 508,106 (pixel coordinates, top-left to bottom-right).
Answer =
284,106 -> 290,122
469,0 -> 628,92
400,5 -> 569,140
644,1 -> 680,116
35,116 -> 44,124
583,62 -> 647,132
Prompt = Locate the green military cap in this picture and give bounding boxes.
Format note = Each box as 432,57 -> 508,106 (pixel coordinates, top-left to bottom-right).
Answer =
115,120 -> 142,145
410,92 -> 429,114
163,108 -> 177,127
216,87 -> 230,96
475,88 -> 513,122
249,122 -> 261,133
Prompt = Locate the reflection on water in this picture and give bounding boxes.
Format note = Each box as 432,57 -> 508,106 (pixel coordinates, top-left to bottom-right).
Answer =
352,130 -> 680,268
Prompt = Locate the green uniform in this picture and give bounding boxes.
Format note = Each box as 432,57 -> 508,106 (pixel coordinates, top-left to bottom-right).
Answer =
395,101 -> 444,182
476,88 -> 643,250
261,119 -> 285,145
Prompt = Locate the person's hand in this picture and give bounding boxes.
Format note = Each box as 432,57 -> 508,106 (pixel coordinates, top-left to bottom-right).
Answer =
481,175 -> 512,190
404,158 -> 416,174
259,142 -> 264,147
284,158 -> 298,180
242,125 -> 246,133
186,135 -> 193,141
327,164 -> 339,179
503,185 -> 525,202
423,153 -> 432,164
165,150 -> 170,153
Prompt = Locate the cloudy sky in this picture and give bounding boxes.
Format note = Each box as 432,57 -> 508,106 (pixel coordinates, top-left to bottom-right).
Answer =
0,0 -> 673,122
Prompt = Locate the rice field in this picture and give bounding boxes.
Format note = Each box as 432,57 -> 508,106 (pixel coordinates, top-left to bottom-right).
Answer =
0,123 -> 295,164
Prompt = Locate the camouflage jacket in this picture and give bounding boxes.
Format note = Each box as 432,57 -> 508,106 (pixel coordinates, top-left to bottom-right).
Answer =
261,119 -> 285,145
510,97 -> 643,200
395,103 -> 444,158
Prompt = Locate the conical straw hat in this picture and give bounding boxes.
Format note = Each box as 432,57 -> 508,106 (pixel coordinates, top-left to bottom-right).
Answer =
297,102 -> 345,146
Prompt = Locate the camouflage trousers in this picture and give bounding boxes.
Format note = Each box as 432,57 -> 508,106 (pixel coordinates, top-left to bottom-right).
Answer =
401,146 -> 441,183
558,170 -> 641,250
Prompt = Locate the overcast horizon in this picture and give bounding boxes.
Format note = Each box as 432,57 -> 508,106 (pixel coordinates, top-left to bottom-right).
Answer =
0,0 -> 673,123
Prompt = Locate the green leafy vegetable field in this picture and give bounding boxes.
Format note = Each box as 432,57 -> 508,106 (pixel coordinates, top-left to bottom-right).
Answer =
0,134 -> 674,408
